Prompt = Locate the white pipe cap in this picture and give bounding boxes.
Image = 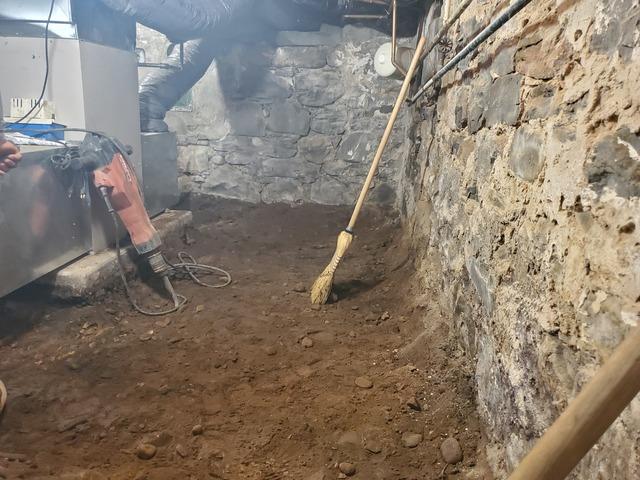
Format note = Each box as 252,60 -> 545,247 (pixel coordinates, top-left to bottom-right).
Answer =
374,42 -> 398,78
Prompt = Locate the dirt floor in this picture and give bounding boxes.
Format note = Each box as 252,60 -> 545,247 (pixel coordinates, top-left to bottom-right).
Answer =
0,198 -> 492,480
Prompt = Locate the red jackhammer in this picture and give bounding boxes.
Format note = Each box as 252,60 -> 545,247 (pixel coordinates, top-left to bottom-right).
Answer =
94,149 -> 185,312
73,133 -> 186,314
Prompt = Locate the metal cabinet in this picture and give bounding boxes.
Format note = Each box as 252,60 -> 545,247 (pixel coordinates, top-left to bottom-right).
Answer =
0,146 -> 92,298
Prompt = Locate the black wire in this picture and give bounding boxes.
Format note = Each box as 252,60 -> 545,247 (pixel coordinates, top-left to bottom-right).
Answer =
6,0 -> 56,127
109,207 -> 187,317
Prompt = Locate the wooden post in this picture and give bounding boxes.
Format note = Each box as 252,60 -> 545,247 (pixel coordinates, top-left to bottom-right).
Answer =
508,324 -> 640,480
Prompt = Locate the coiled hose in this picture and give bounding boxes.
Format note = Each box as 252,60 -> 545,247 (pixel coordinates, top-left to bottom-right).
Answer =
110,204 -> 232,317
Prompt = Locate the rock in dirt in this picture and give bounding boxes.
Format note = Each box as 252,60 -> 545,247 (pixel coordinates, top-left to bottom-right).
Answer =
354,376 -> 373,389
297,365 -> 314,378
406,396 -> 422,412
155,317 -> 172,328
147,431 -> 173,447
401,432 -> 423,448
175,443 -> 189,458
293,284 -> 307,293
365,313 -> 378,323
364,439 -> 382,454
338,462 -> 356,476
191,424 -> 204,436
264,345 -> 278,356
158,384 -> 172,395
337,431 -> 360,447
65,357 -> 81,371
301,337 -> 314,348
440,437 -> 463,464
136,443 -> 157,460
57,415 -> 89,433
139,330 -> 154,342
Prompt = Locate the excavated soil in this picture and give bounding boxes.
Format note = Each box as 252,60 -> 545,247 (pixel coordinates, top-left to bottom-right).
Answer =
0,198 -> 491,480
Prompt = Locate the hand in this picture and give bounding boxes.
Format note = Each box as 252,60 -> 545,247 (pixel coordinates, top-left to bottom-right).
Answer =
0,140 -> 22,176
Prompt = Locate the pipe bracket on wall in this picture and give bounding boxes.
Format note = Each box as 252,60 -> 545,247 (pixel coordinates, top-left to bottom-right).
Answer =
408,0 -> 534,104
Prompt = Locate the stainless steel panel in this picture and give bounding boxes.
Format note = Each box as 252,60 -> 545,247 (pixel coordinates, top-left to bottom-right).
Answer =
0,0 -> 135,50
1,7 -> 143,256
0,22 -> 77,39
141,132 -> 180,217
78,41 -> 143,250
0,146 -> 92,298
0,0 -> 72,23
0,37 -> 143,252
0,0 -> 76,39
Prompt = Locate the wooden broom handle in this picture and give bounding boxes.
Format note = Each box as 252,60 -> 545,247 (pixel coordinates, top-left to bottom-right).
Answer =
509,324 -> 640,480
347,34 -> 428,231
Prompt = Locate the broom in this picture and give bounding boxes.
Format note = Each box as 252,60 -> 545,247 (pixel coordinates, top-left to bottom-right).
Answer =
310,33 -> 428,304
0,379 -> 6,415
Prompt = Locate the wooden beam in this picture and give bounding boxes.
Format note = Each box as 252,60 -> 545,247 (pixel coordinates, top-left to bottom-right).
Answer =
508,324 -> 640,480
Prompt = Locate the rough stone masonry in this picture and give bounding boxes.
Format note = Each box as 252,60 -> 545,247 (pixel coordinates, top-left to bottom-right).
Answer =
138,24 -> 412,205
399,0 -> 640,478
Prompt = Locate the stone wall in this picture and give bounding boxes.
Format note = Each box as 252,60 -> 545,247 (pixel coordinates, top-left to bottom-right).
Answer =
400,0 -> 640,477
138,24 -> 412,205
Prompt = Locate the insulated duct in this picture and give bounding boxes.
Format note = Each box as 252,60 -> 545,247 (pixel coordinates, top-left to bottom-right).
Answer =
98,0 -> 343,41
100,0 -> 423,132
139,36 -> 219,132
100,0 -> 255,132
98,0 -> 252,42
133,0 -> 336,132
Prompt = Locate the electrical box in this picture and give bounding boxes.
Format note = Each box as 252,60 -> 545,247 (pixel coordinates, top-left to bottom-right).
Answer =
10,98 -> 56,120
0,0 -> 141,255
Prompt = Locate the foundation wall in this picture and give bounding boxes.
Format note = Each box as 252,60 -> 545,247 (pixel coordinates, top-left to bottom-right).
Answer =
400,0 -> 640,477
138,24 -> 412,205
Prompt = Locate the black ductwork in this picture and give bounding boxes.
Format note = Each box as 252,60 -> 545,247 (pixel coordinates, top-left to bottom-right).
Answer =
100,0 -> 424,132
138,37 -> 220,132
98,0 -> 252,42
98,0 -> 344,42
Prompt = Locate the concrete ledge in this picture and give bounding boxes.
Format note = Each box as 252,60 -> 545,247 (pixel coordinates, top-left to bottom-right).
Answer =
40,210 -> 193,299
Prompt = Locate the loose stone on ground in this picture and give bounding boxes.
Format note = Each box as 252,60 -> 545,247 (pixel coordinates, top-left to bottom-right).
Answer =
354,376 -> 373,389
401,433 -> 423,448
441,437 -> 464,464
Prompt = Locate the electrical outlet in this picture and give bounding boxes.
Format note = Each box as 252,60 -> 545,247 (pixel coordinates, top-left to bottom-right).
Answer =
9,98 -> 56,120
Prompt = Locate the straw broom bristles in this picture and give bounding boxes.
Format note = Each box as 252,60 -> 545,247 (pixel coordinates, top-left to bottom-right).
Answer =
310,230 -> 353,304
